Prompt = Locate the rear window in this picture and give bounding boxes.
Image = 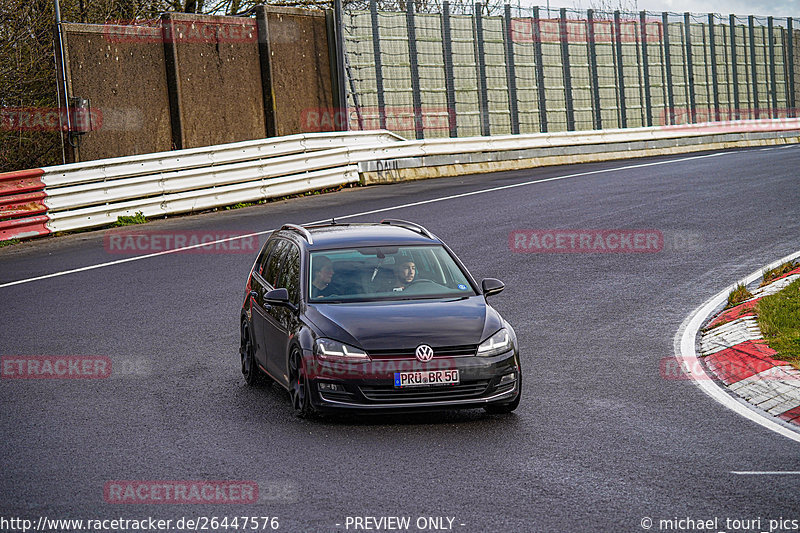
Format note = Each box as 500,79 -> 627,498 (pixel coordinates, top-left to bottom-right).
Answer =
308,245 -> 476,302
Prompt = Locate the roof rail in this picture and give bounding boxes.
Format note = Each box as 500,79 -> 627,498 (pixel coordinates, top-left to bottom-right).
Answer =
280,224 -> 314,244
380,219 -> 434,239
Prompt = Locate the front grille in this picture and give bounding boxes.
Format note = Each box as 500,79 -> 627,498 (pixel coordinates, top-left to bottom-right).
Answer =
367,344 -> 477,360
359,380 -> 490,403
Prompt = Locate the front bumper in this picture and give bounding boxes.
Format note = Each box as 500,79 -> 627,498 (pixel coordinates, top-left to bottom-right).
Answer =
305,349 -> 520,413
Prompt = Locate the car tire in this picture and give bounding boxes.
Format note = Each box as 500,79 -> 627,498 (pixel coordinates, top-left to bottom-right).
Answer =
484,374 -> 521,414
240,321 -> 262,386
289,347 -> 315,419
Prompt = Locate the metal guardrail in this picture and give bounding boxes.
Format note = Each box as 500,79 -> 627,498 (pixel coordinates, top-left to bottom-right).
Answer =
1,121 -> 798,242
0,169 -> 50,241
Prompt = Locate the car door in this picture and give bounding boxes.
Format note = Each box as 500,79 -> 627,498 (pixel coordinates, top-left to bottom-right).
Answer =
252,239 -> 287,376
264,241 -> 301,386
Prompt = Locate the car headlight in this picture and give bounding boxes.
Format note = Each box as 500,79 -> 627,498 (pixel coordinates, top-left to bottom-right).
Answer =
476,328 -> 512,357
314,338 -> 370,361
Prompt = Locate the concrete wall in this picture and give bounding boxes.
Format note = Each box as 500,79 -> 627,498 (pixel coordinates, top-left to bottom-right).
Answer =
62,23 -> 172,161
266,7 -> 335,136
61,7 -> 336,163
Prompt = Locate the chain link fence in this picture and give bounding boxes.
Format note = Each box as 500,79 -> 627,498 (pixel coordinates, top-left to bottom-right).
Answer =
342,2 -> 798,139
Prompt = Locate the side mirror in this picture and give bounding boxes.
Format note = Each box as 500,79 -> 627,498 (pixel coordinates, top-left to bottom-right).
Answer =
264,288 -> 297,312
481,278 -> 504,297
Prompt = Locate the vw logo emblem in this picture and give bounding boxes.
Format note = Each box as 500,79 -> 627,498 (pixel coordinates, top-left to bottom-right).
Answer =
415,344 -> 434,362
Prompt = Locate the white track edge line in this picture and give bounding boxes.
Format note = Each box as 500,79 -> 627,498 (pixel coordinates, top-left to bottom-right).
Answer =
673,249 -> 800,444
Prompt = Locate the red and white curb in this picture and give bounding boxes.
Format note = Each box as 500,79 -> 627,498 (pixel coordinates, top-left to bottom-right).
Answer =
674,251 -> 800,442
699,270 -> 800,424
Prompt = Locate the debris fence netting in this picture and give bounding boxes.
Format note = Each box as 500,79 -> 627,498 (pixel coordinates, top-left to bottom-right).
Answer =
343,2 -> 797,138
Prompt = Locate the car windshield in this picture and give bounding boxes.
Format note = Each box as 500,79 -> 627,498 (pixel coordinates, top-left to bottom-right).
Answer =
308,245 -> 477,302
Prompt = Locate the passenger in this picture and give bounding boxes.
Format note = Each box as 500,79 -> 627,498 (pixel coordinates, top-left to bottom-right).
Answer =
311,256 -> 336,298
391,259 -> 416,291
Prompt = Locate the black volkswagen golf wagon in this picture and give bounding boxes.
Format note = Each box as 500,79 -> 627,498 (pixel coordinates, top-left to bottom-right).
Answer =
239,219 -> 521,417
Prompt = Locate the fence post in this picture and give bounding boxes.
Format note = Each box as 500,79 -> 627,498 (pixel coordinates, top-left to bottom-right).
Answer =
558,8 -> 575,131
406,0 -> 424,139
789,18 -> 796,118
162,13 -> 184,148
614,11 -> 627,128
587,10 -> 602,130
504,3 -> 520,134
640,11 -> 652,127
442,1 -> 458,137
662,12 -> 675,124
748,15 -> 759,119
730,14 -> 740,120
532,7 -> 547,132
254,6 -> 276,137
474,3 -> 491,136
333,0 -> 348,130
768,17 -> 778,118
708,14 -> 720,121
684,13 -> 696,123
369,0 -> 386,130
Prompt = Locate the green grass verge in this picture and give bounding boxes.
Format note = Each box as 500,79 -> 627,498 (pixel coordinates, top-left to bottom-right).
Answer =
113,211 -> 147,227
725,282 -> 753,309
761,260 -> 799,287
757,277 -> 800,366
0,238 -> 21,248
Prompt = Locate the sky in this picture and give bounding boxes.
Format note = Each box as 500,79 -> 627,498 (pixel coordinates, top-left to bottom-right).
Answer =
535,0 -> 799,18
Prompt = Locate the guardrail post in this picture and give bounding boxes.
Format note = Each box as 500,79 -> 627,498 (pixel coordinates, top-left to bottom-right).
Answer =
532,7 -> 547,132
559,8 -> 575,131
614,11 -> 627,128
748,15 -> 759,119
504,3 -> 520,134
587,10 -> 602,130
474,3 -> 491,136
789,18 -> 796,118
369,0 -> 386,130
662,12 -> 675,124
442,1 -> 458,137
406,0 -> 424,138
730,14 -> 740,120
640,11 -> 652,127
708,14 -> 720,121
768,17 -> 778,118
684,13 -> 696,123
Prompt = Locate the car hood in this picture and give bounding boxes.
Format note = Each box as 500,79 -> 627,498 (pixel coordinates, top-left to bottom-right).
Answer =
305,296 -> 503,351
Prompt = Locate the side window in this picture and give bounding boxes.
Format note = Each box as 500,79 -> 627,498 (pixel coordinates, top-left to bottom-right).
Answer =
255,239 -> 277,276
276,243 -> 301,305
263,240 -> 289,288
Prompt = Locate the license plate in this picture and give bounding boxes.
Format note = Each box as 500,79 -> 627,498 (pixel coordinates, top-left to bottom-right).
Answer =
394,370 -> 460,388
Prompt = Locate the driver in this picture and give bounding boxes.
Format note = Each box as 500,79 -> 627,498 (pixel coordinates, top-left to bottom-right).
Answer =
311,256 -> 336,298
391,259 -> 416,291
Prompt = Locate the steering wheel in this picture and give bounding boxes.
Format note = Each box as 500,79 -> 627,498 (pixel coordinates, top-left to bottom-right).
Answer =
401,279 -> 445,294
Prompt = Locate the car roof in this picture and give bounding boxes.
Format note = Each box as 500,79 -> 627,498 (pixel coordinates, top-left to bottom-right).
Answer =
277,222 -> 441,250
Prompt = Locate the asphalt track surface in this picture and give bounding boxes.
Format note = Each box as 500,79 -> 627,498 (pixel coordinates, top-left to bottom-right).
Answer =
2,145 -> 800,533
